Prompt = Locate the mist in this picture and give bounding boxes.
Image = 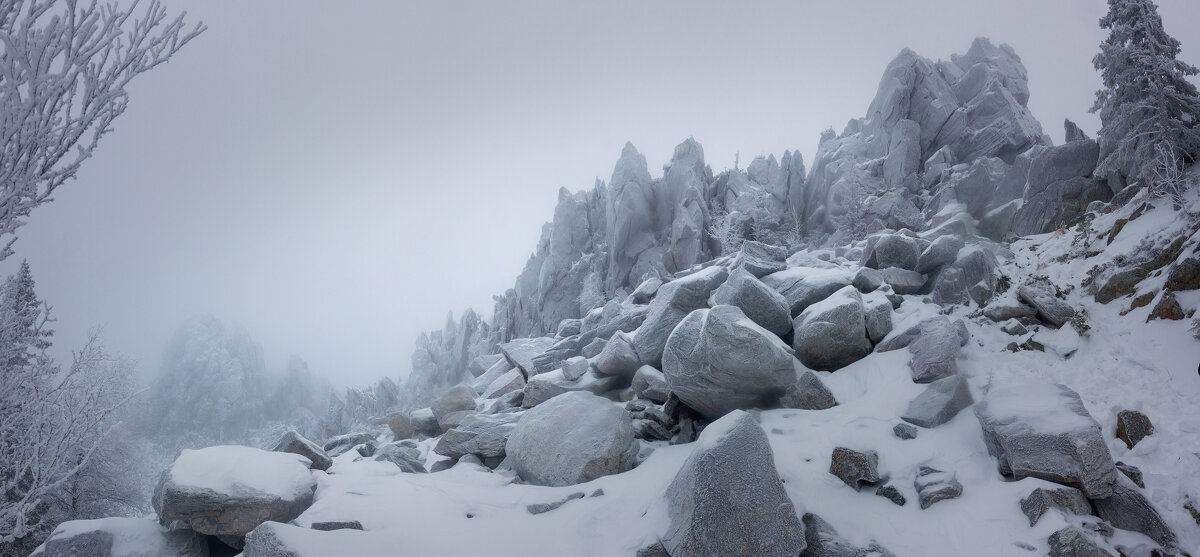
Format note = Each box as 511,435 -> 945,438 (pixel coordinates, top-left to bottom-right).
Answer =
7,0 -> 1199,388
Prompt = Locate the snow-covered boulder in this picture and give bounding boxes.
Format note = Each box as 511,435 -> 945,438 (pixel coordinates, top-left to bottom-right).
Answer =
433,412 -> 520,461
663,305 -> 797,420
430,384 -> 478,432
974,382 -> 1117,497
31,517 -> 207,557
153,446 -> 317,539
321,432 -> 375,457
916,234 -> 964,274
709,267 -> 792,337
244,521 -> 372,557
631,365 -> 670,403
792,286 -> 871,371
593,331 -> 642,378
929,245 -> 998,306
633,266 -> 728,367
374,442 -> 426,473
271,430 -> 332,472
1017,282 -> 1076,328
762,267 -> 855,317
499,337 -> 557,377
863,234 -> 922,271
801,513 -> 896,557
733,240 -> 789,277
1090,479 -> 1178,550
778,369 -> 838,410
901,374 -> 974,428
506,391 -> 637,486
520,367 -> 621,408
906,316 -> 966,383
661,411 -> 805,557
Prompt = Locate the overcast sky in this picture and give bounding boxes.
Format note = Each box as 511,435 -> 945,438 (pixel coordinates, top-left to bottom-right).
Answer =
7,0 -> 1199,388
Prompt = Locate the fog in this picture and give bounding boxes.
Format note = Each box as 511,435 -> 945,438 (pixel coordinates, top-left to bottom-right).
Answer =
7,0 -> 1198,388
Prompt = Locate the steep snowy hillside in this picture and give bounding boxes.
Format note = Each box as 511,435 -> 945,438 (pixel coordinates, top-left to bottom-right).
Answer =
34,38 -> 1200,557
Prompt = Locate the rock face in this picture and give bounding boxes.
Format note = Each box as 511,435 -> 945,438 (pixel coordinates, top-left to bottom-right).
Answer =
153,446 -> 317,539
634,266 -> 729,368
506,391 -> 637,486
710,267 -> 793,337
975,382 -> 1117,498
663,305 -> 798,420
661,411 -> 805,557
1010,139 -> 1108,236
271,430 -> 332,472
901,374 -> 974,428
31,517 -> 208,557
792,286 -> 872,371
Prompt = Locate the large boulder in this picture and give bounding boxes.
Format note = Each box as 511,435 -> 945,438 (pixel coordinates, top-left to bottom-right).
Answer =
779,370 -> 838,411
663,305 -> 798,420
433,412 -> 520,461
152,446 -> 317,539
244,521 -> 371,557
929,245 -> 998,306
1089,479 -> 1178,550
506,391 -> 637,486
633,266 -> 729,367
594,331 -> 643,378
1011,140 -> 1109,236
374,442 -> 426,473
734,240 -> 789,277
710,267 -> 793,337
792,286 -> 871,371
631,365 -> 670,403
975,381 -> 1117,497
661,411 -> 805,557
1018,282 -> 1075,328
801,513 -> 896,557
763,267 -> 855,317
906,317 -> 966,383
321,433 -> 375,457
431,384 -> 478,432
271,430 -> 332,472
863,234 -> 922,270
499,337 -> 557,377
31,518 -> 208,557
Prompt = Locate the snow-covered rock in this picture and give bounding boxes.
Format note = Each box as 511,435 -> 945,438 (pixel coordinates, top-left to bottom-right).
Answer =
31,518 -> 207,557
763,267 -> 855,317
271,430 -> 332,472
153,446 -> 317,539
974,381 -> 1117,497
662,305 -> 797,420
633,265 -> 728,367
709,267 -> 792,337
433,412 -> 520,461
792,286 -> 871,371
506,391 -> 637,486
900,374 -> 974,428
660,411 -> 805,557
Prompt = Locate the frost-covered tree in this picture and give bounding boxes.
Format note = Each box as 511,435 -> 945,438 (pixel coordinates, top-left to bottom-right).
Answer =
0,264 -> 133,550
0,0 -> 204,260
1091,0 -> 1200,190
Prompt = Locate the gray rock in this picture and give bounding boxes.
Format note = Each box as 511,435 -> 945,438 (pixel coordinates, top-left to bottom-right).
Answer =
322,432 -> 375,457
153,447 -> 317,538
862,294 -> 894,344
1115,409 -> 1154,450
893,423 -> 918,440
633,266 -> 729,368
470,357 -> 514,395
633,418 -> 673,441
467,354 -> 505,378
593,331 -> 642,378
374,442 -> 426,473
710,267 -> 793,337
1017,280 -> 1084,328
632,365 -> 670,403
801,513 -> 897,557
431,384 -> 478,433
507,391 -> 638,486
878,267 -> 926,295
1064,119 -> 1089,142
243,521 -> 365,557
630,277 -> 663,304
763,267 -> 856,317
499,337 -> 558,377
1011,140 -> 1108,236
793,286 -> 872,371
735,240 -> 789,277
1047,527 -> 1112,557
1165,257 -> 1200,291
526,491 -> 586,515
985,303 -> 1037,322
875,485 -> 907,508
556,319 -> 583,338
829,447 -> 881,491
310,521 -> 363,531
272,430 -> 332,472
779,370 -> 838,410
1020,487 -> 1093,526
409,408 -> 439,437
433,412 -> 520,460
354,440 -> 378,458
974,381 -> 1117,498
907,317 -> 964,383
521,367 -> 621,408
979,199 -> 1022,242
930,245 -> 998,306
1090,480 -> 1177,550
562,356 -> 590,381
1094,268 -> 1148,304
901,375 -> 974,428
662,411 -> 805,557
663,305 -> 799,420
1114,461 -> 1144,488
914,466 -> 963,509
481,368 -> 525,399
852,267 -> 884,293
580,337 -> 607,358
864,234 -> 922,271
32,518 -> 208,557
916,234 -> 963,274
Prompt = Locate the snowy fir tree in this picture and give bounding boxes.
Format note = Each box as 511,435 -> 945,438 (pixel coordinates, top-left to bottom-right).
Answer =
1091,0 -> 1200,190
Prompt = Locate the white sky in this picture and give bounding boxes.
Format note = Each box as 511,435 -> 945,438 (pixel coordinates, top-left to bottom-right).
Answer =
7,0 -> 1199,387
